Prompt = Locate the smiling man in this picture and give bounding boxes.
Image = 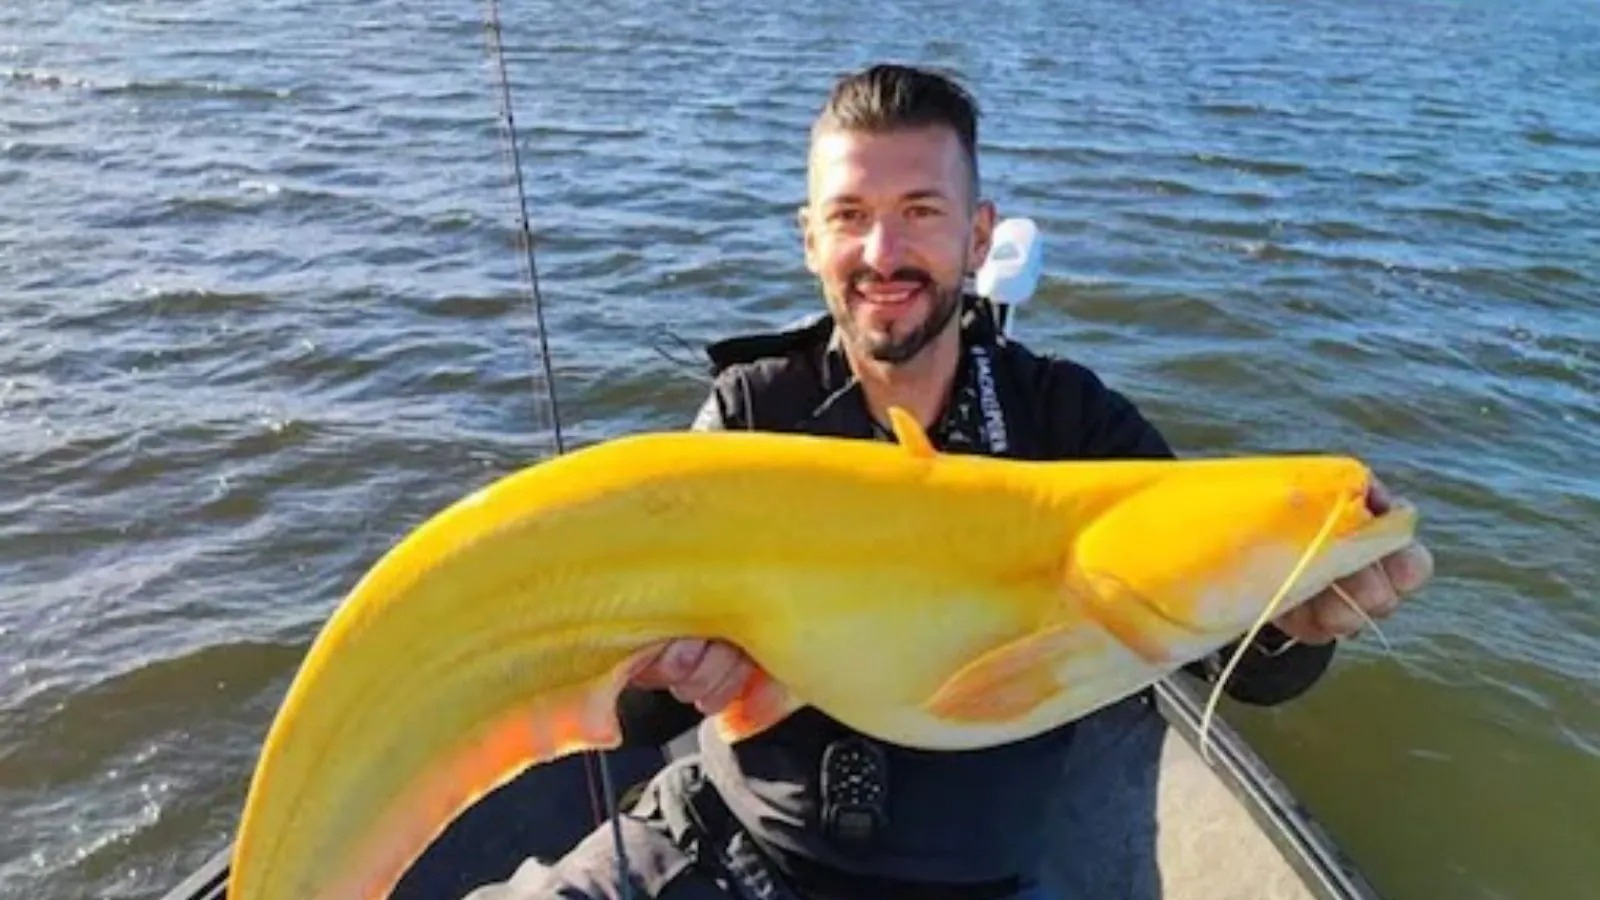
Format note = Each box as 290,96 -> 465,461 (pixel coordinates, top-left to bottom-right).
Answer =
468,62 -> 1433,900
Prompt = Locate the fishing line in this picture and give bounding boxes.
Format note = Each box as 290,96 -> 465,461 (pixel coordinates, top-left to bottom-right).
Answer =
479,2 -> 636,895
647,324 -> 715,384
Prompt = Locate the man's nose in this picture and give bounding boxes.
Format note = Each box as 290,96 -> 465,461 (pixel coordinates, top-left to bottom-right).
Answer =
860,219 -> 905,273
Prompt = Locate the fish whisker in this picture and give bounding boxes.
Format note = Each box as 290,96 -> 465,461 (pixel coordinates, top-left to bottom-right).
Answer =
1331,582 -> 1392,652
1197,494 -> 1353,763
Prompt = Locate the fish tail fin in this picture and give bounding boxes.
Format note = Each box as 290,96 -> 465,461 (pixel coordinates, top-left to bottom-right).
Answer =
1196,491 -> 1356,762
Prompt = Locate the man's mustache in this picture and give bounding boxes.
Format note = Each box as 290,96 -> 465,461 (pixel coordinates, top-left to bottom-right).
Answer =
851,268 -> 934,291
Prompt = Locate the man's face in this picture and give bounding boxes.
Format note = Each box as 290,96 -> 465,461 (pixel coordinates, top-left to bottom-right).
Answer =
800,124 -> 995,365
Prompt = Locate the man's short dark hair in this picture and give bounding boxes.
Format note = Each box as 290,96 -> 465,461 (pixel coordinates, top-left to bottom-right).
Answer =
812,63 -> 982,198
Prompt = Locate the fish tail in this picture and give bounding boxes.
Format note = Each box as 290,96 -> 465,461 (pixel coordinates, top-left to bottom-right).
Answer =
356,645 -> 648,900
232,642 -> 664,900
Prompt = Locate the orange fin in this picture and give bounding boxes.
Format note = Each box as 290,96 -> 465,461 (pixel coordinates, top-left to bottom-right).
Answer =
887,407 -> 937,459
925,624 -> 1087,724
712,668 -> 801,742
333,650 -> 647,900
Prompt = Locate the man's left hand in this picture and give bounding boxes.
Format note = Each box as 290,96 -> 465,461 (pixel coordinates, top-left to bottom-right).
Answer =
1272,478 -> 1435,645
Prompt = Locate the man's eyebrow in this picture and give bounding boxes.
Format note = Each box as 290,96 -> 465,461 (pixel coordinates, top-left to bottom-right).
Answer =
822,188 -> 951,206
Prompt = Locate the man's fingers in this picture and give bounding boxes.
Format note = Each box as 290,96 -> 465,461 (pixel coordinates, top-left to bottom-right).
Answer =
695,655 -> 757,714
668,640 -> 745,708
1276,567 -> 1386,644
1381,542 -> 1434,595
626,638 -> 758,714
1347,562 -> 1402,619
1311,589 -> 1368,637
1273,604 -> 1335,645
630,638 -> 707,689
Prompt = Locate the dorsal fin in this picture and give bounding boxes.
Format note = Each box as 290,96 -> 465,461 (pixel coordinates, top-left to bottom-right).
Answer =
887,407 -> 937,459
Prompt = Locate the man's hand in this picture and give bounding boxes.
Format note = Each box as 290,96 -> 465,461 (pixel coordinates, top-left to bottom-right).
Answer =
1273,477 -> 1435,645
630,638 -> 757,714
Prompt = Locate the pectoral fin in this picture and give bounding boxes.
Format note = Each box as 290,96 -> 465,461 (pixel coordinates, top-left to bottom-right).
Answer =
1076,568 -> 1189,665
712,668 -> 802,743
924,624 -> 1095,724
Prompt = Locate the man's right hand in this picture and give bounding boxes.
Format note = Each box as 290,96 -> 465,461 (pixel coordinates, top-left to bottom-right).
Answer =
630,638 -> 756,715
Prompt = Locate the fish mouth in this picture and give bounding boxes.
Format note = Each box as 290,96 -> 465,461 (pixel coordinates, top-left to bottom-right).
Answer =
1140,497 -> 1419,649
1285,496 -> 1420,615
1333,498 -> 1419,577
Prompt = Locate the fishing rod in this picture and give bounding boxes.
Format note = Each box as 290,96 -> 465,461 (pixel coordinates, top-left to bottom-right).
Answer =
478,2 -> 636,896
480,1 -> 564,455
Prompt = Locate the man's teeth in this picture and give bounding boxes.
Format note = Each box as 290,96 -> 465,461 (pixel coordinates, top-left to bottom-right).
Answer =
861,285 -> 921,302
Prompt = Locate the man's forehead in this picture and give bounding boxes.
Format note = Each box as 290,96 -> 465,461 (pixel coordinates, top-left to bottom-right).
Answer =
807,125 -> 967,202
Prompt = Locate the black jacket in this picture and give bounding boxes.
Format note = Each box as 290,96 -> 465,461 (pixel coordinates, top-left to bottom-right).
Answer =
612,301 -> 1337,887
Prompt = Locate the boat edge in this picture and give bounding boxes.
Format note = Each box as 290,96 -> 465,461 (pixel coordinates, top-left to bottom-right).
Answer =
155,676 -> 1382,900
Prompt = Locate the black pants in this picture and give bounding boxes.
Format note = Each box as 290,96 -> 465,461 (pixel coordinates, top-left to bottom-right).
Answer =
459,696 -> 1168,900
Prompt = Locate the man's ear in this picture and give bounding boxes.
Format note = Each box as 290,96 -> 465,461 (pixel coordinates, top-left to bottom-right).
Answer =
797,204 -> 820,274
968,199 -> 998,273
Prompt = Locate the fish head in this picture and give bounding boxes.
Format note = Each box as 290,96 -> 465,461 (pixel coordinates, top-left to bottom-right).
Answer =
1066,455 -> 1420,663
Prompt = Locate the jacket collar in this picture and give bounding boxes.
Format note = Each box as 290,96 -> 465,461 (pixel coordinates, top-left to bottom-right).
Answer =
807,295 -> 1005,442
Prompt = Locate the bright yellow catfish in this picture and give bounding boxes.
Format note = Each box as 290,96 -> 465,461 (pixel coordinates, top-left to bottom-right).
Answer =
228,408 -> 1418,900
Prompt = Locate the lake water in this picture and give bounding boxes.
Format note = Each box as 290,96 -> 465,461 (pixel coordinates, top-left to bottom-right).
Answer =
2,0 -> 1597,898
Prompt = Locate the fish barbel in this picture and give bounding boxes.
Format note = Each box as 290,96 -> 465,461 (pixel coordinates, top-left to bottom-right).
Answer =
228,408 -> 1418,900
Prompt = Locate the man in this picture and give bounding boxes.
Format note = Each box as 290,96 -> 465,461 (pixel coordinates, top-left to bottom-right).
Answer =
471,63 -> 1433,900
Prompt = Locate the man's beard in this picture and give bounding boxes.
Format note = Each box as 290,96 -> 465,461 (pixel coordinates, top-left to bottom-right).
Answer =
835,267 -> 964,365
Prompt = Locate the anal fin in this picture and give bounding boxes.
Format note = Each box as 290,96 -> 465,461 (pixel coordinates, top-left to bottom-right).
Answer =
712,668 -> 801,743
337,651 -> 647,900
